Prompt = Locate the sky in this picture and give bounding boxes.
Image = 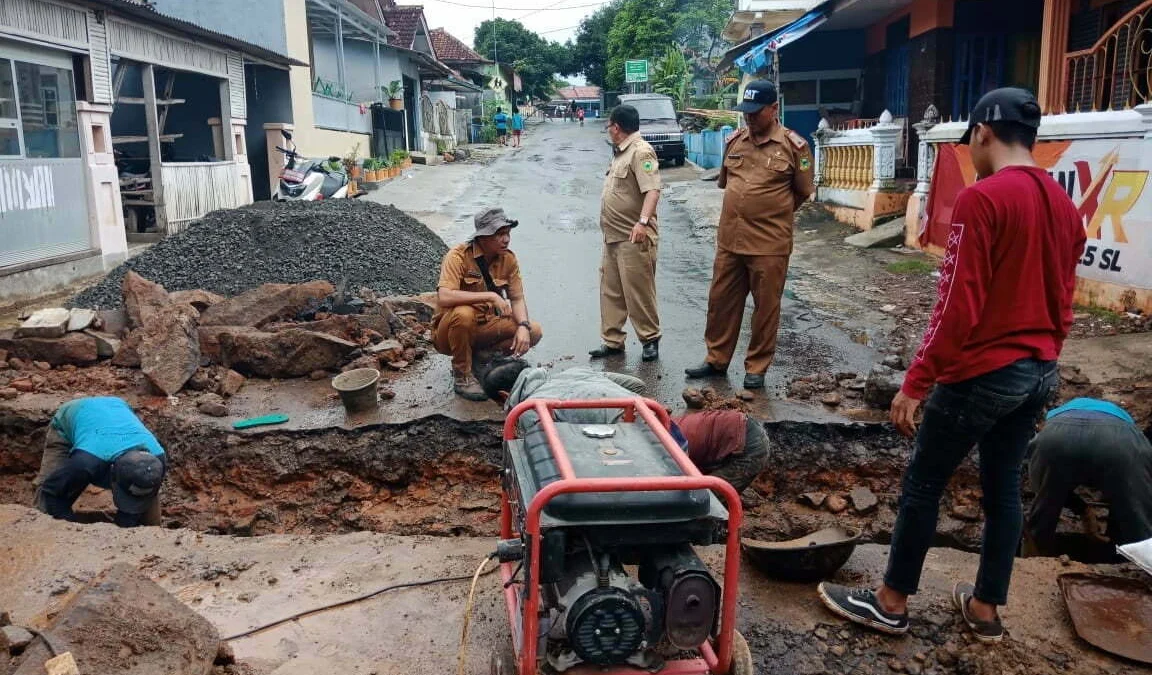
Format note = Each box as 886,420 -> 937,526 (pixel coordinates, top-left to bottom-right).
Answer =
419,0 -> 611,83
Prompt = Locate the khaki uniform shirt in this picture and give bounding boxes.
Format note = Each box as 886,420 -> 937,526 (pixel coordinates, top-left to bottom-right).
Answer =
717,124 -> 815,255
601,132 -> 662,244
434,241 -> 525,322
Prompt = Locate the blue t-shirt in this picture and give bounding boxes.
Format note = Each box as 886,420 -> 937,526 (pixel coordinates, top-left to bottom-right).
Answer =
52,397 -> 165,462
494,112 -> 508,130
511,113 -> 524,131
1047,397 -> 1135,424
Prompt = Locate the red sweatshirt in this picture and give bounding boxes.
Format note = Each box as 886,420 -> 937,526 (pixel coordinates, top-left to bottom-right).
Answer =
903,166 -> 1086,399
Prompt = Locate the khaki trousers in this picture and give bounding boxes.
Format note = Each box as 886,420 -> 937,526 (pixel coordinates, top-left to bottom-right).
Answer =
704,250 -> 790,375
433,305 -> 543,375
599,241 -> 660,348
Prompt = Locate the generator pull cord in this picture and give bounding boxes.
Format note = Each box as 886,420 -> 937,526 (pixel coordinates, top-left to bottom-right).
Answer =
457,552 -> 499,675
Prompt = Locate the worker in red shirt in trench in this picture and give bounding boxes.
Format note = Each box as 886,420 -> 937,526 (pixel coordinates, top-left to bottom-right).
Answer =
481,359 -> 769,493
817,88 -> 1086,644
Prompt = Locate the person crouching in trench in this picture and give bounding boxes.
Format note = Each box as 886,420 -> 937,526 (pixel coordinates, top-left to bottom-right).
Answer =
34,396 -> 166,527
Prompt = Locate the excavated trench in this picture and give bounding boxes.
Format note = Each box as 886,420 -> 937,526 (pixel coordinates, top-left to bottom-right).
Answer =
0,406 -> 1024,553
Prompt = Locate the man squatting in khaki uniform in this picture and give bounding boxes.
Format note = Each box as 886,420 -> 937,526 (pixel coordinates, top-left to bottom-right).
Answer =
685,80 -> 814,389
433,207 -> 544,401
588,104 -> 664,362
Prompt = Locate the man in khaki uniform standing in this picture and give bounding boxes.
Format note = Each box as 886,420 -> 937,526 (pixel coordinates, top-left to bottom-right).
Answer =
590,104 -> 664,362
685,80 -> 814,389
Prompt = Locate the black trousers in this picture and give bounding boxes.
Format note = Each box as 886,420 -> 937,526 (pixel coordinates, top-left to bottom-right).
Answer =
1026,411 -> 1152,551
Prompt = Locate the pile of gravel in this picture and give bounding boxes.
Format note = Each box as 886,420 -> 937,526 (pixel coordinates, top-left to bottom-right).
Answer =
72,200 -> 449,308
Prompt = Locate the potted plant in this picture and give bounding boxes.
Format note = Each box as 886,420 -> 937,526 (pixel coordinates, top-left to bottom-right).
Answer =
386,81 -> 404,111
344,144 -> 362,180
364,157 -> 380,182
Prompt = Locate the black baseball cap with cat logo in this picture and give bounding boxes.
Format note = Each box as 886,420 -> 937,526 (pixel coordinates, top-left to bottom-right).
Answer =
734,80 -> 779,114
959,87 -> 1042,145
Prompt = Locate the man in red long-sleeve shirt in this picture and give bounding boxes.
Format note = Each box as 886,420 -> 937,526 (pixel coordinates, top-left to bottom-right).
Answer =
818,88 -> 1086,643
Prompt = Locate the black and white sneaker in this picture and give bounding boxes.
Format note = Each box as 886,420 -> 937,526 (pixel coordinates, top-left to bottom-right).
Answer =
817,582 -> 910,635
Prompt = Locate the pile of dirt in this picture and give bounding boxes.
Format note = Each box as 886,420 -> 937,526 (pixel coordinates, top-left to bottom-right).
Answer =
71,201 -> 448,309
681,386 -> 752,412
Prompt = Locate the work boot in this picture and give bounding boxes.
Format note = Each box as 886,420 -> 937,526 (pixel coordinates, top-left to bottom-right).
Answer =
685,361 -> 727,379
588,344 -> 625,359
453,372 -> 487,402
743,373 -> 766,389
641,339 -> 660,362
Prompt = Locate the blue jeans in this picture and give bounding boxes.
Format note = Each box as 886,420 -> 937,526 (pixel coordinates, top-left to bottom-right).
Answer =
884,358 -> 1058,605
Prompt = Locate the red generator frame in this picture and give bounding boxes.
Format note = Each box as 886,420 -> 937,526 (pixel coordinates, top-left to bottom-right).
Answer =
500,397 -> 745,675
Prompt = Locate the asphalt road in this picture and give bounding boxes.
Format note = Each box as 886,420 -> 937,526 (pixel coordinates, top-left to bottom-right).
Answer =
374,121 -> 876,411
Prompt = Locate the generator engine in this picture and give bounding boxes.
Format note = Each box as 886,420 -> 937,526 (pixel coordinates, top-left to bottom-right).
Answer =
501,418 -> 730,672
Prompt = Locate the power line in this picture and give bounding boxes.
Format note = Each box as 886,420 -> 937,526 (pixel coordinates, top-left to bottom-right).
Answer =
537,24 -> 580,34
423,0 -> 608,10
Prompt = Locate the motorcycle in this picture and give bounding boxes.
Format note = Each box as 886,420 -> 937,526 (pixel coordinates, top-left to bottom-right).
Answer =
272,130 -> 356,201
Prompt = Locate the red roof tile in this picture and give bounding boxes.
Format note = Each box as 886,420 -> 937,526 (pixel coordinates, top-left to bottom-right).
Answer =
382,6 -> 425,49
557,86 -> 601,100
429,27 -> 489,63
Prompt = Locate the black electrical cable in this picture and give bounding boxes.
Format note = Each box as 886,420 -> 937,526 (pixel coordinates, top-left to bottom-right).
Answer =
503,561 -> 523,589
223,554 -> 499,642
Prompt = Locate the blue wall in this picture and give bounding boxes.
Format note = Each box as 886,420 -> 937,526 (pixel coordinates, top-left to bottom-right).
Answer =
686,127 -> 734,169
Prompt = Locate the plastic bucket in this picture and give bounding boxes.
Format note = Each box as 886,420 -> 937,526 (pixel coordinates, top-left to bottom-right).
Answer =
332,368 -> 380,412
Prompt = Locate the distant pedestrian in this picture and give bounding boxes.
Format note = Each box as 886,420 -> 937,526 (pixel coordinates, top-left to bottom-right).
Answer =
817,88 -> 1086,644
511,107 -> 524,147
1024,398 -> 1152,554
685,80 -> 814,390
589,104 -> 663,362
577,106 -> 585,126
493,107 -> 509,145
433,208 -> 543,400
34,396 -> 166,528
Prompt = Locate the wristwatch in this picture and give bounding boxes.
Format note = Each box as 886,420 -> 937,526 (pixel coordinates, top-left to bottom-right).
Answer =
638,217 -> 650,225
518,321 -> 531,330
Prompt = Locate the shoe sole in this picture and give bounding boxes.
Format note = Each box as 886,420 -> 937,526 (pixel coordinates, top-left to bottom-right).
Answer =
951,584 -> 1004,644
685,370 -> 727,378
817,584 -> 909,636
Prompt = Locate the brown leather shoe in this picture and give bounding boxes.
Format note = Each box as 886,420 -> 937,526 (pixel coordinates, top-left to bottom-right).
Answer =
453,373 -> 488,401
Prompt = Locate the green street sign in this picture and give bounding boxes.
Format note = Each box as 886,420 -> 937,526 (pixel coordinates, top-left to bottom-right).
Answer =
625,60 -> 648,84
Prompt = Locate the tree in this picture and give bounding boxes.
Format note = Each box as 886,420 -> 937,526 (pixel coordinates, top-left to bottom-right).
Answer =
474,19 -> 575,101
571,2 -> 621,88
652,47 -> 689,109
672,0 -> 732,62
604,0 -> 675,91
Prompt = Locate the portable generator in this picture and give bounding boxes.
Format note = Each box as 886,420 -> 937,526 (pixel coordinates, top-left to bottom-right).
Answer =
494,398 -> 751,675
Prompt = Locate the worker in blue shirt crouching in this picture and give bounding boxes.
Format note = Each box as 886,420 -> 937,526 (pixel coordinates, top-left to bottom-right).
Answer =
33,397 -> 166,527
1025,397 -> 1152,554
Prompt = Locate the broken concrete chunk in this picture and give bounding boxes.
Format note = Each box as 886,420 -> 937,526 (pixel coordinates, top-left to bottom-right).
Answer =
65,308 -> 97,332
863,365 -> 905,408
0,332 -> 99,367
12,564 -> 219,675
16,308 -> 71,338
197,393 -> 228,418
44,652 -> 79,675
200,281 -> 335,328
849,486 -> 878,514
701,168 -> 721,182
83,330 -> 121,359
845,217 -> 906,248
96,308 -> 128,335
2,625 -> 33,650
138,304 -> 201,395
821,392 -> 842,406
825,494 -> 848,514
217,369 -> 246,397
122,271 -> 170,329
882,354 -> 905,370
218,328 -> 358,378
169,289 -> 224,312
798,492 -> 827,509
366,338 -> 404,361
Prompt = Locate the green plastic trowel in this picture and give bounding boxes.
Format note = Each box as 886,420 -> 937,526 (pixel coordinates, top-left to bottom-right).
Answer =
232,414 -> 289,430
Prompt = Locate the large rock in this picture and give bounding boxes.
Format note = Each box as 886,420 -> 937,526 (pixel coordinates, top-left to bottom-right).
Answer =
122,271 -> 170,329
66,308 -> 97,332
111,330 -> 143,367
217,327 -> 358,378
17,308 -> 71,338
863,364 -> 906,408
844,217 -> 906,248
84,330 -> 121,359
12,564 -> 219,675
168,289 -> 224,312
138,305 -> 201,395
0,331 -> 98,366
200,281 -> 335,328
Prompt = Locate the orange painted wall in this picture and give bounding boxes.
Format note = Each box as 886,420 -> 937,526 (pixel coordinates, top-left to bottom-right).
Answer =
865,0 -> 956,54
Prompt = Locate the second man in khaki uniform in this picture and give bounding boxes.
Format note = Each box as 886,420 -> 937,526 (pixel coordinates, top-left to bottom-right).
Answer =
590,104 -> 664,362
685,80 -> 814,389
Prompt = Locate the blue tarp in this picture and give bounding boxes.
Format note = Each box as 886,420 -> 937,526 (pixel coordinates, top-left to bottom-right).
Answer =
728,6 -> 831,75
